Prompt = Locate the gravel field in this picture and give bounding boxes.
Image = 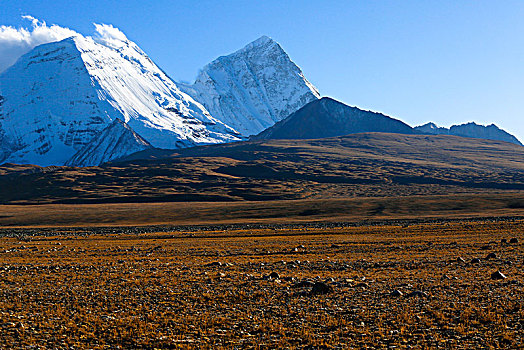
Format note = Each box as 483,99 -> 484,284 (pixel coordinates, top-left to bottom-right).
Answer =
0,219 -> 522,349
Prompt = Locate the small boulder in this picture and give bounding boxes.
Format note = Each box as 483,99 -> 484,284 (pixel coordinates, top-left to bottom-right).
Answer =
268,271 -> 280,279
389,290 -> 403,297
491,270 -> 507,280
456,257 -> 466,263
501,238 -> 507,244
509,238 -> 519,244
485,252 -> 497,260
292,280 -> 314,288
311,282 -> 333,295
470,258 -> 481,264
406,290 -> 428,298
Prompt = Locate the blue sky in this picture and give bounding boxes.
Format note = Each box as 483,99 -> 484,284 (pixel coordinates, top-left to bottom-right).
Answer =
1,0 -> 523,141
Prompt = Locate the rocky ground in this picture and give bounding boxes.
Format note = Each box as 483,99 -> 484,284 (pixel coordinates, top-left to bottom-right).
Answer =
0,219 -> 522,349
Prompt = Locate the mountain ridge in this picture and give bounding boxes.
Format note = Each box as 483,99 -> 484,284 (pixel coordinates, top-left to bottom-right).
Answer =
252,97 -> 415,140
66,118 -> 152,167
415,121 -> 522,146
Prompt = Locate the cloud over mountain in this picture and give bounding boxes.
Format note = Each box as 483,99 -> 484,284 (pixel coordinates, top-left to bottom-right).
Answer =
0,16 -> 128,73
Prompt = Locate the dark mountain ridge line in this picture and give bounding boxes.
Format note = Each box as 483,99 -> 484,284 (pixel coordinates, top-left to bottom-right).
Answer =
251,97 -> 522,146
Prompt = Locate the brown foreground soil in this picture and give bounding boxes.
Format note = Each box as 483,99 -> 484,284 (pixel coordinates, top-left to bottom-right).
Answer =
0,220 -> 522,349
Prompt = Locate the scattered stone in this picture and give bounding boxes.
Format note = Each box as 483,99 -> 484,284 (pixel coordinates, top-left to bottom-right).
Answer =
406,290 -> 428,298
456,257 -> 466,263
311,282 -> 333,295
206,261 -> 222,267
355,282 -> 369,288
501,238 -> 507,244
470,258 -> 481,264
491,270 -> 507,280
485,252 -> 497,260
389,290 -> 403,297
324,277 -> 335,283
509,238 -> 519,244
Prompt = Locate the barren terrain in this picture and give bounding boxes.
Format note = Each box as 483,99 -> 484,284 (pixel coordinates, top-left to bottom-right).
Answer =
0,220 -> 522,349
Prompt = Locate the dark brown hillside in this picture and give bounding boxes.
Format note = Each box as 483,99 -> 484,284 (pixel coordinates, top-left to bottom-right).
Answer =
252,97 -> 415,140
0,132 -> 523,205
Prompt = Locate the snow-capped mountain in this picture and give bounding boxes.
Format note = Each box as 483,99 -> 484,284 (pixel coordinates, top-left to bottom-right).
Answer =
252,97 -> 415,140
66,118 -> 152,167
415,122 -> 522,146
180,36 -> 320,136
0,33 -> 240,166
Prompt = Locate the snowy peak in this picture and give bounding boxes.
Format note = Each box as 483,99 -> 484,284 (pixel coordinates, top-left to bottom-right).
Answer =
180,35 -> 320,136
415,122 -> 522,145
233,35 -> 277,55
66,118 -> 152,167
0,31 -> 241,166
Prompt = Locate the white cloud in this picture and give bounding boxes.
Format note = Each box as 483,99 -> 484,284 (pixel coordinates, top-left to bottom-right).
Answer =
93,23 -> 128,49
0,17 -> 128,74
0,16 -> 80,73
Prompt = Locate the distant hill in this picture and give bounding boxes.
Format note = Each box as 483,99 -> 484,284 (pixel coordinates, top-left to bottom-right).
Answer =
415,122 -> 522,146
252,97 -> 415,140
1,132 -> 524,204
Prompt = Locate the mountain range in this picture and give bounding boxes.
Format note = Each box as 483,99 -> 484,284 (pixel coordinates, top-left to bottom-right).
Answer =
415,122 -> 522,146
0,30 -> 521,167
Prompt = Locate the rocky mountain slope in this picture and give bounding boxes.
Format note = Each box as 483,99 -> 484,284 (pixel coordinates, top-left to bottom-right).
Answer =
415,122 -> 522,146
179,36 -> 320,136
0,33 -> 240,166
252,97 -> 415,140
66,118 -> 152,167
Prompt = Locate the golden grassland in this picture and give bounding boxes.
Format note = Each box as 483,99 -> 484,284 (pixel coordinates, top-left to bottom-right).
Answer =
0,220 -> 522,349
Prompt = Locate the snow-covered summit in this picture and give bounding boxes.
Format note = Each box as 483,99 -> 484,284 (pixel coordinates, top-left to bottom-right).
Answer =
0,32 -> 241,166
179,36 -> 320,136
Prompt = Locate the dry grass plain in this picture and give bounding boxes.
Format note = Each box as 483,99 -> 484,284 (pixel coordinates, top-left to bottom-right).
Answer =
0,219 -> 522,349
